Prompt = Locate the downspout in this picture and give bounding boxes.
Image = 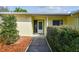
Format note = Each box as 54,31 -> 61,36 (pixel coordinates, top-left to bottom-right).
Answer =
77,16 -> 79,30
46,16 -> 48,27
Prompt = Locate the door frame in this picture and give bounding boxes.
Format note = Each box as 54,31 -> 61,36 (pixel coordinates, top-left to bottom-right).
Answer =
37,20 -> 43,33
33,20 -> 44,34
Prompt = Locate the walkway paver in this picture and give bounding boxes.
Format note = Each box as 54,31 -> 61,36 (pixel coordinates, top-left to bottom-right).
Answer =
27,35 -> 51,52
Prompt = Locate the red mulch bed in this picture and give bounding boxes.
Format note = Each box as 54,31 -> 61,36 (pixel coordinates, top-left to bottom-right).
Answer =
0,36 -> 32,52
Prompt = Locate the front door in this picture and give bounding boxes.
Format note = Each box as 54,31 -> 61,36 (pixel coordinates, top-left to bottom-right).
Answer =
37,21 -> 43,33
33,20 -> 43,34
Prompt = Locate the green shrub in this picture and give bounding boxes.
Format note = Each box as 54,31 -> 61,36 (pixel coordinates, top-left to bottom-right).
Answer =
0,15 -> 19,45
47,27 -> 79,52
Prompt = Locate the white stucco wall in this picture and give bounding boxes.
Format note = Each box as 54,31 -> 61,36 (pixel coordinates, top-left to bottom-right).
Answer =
16,15 -> 33,36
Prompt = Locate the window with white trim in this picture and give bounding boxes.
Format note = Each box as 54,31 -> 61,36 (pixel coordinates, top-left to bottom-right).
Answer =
52,20 -> 63,26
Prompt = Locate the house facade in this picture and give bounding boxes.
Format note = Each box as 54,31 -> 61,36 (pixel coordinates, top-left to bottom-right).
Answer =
0,12 -> 79,36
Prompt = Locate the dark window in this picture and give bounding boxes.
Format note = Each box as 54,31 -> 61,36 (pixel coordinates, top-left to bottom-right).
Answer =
52,20 -> 63,26
34,20 -> 37,33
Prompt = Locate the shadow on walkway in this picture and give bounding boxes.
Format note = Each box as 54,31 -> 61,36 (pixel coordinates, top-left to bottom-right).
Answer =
27,35 -> 51,52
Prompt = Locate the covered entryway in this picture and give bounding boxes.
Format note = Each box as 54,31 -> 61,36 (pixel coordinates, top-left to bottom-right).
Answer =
33,20 -> 44,34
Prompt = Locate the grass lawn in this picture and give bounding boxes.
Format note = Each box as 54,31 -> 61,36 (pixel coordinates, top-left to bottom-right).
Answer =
0,36 -> 32,52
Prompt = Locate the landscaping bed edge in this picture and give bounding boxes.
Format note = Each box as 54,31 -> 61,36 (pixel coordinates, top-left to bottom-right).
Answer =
25,39 -> 32,52
45,36 -> 52,52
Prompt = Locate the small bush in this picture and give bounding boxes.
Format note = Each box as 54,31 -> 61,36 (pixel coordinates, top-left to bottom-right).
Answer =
47,27 -> 79,52
0,15 -> 19,45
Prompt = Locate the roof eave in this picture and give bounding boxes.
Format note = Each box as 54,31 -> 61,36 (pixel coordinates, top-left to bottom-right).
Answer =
0,12 -> 71,16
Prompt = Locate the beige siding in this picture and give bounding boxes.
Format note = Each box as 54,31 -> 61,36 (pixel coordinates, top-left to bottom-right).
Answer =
48,16 -> 67,26
66,16 -> 78,29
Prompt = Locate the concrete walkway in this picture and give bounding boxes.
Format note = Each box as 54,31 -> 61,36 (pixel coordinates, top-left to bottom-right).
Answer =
27,35 -> 51,52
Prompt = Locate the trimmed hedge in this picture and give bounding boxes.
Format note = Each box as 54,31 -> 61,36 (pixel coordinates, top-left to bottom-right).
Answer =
46,27 -> 79,52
